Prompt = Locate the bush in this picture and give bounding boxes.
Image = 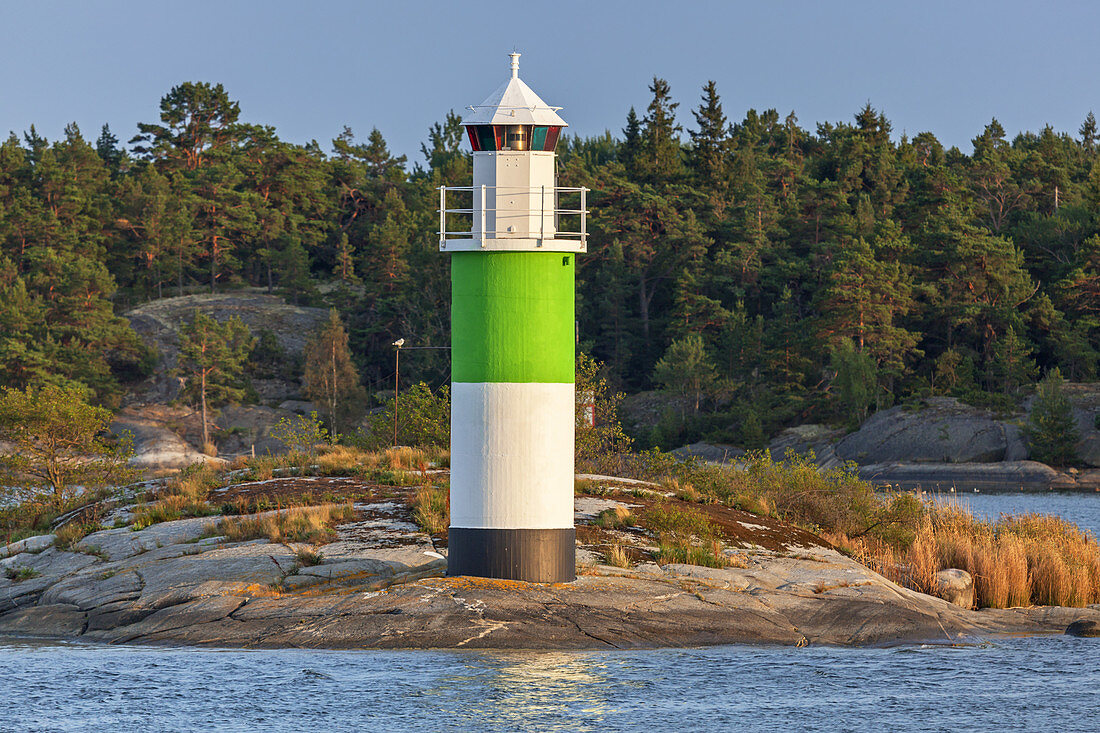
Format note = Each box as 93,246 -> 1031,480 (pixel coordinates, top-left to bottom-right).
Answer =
644,502 -> 731,568
271,412 -> 332,455
576,353 -> 633,463
361,383 -> 449,450
0,384 -> 135,507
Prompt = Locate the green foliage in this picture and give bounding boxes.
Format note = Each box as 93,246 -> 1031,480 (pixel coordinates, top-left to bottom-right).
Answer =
0,384 -> 135,507
177,310 -> 256,448
249,328 -> 292,380
4,566 -> 40,582
362,382 -> 449,449
1024,369 -> 1080,466
271,411 -> 332,456
829,339 -> 878,427
575,353 -> 633,467
6,80 -> 1100,450
652,334 -> 718,414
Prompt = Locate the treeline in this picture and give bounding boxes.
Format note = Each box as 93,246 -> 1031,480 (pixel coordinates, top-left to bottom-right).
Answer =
2,79 -> 1100,445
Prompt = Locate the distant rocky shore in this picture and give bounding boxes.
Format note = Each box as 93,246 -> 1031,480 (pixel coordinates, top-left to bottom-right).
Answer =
2,477 -> 1097,649
673,393 -> 1100,493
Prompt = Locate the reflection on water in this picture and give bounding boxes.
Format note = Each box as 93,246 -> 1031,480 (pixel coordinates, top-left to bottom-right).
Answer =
2,637 -> 1099,732
431,652 -> 615,730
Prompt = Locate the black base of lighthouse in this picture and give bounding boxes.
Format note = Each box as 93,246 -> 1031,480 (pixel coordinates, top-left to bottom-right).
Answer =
447,528 -> 575,583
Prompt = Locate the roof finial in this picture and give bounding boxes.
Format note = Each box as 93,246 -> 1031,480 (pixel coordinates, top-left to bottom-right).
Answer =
509,51 -> 521,79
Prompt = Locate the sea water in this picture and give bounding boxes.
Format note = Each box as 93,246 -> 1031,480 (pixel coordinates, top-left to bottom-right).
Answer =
936,492 -> 1100,537
2,637 -> 1099,731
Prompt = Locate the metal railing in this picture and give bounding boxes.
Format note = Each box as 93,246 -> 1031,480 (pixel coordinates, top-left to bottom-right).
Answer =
438,185 -> 588,247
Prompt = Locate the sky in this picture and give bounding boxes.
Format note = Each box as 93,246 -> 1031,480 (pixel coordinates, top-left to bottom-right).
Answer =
1,1 -> 1098,163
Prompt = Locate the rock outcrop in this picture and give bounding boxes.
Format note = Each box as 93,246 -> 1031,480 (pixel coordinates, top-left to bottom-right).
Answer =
858,461 -> 1065,492
124,291 -> 326,405
1066,619 -> 1100,637
836,397 -> 1026,464
113,406 -> 224,469
767,424 -> 846,468
2,488 -> 1098,649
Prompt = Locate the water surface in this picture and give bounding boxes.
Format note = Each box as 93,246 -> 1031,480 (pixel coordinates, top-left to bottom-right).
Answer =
3,638 -> 1098,732
934,492 -> 1100,537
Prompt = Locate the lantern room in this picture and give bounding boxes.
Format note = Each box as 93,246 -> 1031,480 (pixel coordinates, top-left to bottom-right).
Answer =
438,53 -> 587,254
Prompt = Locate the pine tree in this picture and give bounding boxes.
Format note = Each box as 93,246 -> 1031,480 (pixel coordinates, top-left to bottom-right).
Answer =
829,339 -> 878,426
689,80 -> 729,184
177,311 -> 255,451
1024,368 -> 1079,466
653,334 -> 717,413
333,233 -> 358,284
303,309 -> 365,434
620,107 -> 642,174
1080,112 -> 1097,152
95,124 -> 124,174
638,77 -> 683,180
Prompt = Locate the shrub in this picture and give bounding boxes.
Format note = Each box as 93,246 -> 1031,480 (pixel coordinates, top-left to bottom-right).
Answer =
0,384 -> 135,508
361,383 -> 449,450
644,502 -> 731,568
271,412 -> 332,456
576,353 -> 633,465
593,506 -> 634,529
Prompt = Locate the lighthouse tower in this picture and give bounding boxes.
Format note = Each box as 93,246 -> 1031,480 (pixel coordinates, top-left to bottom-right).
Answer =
439,53 -> 587,583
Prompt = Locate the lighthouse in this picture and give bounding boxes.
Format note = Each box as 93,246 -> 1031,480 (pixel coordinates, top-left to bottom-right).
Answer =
439,53 -> 587,583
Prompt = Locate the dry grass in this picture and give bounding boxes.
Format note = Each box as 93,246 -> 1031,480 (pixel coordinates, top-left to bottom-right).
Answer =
54,521 -> 94,550
594,505 -> 635,529
131,464 -> 225,530
294,546 -> 324,567
838,501 -> 1100,608
603,543 -> 632,568
411,487 -> 449,537
574,478 -> 599,494
310,445 -> 448,477
613,450 -> 1100,607
661,477 -> 701,503
216,503 -> 354,545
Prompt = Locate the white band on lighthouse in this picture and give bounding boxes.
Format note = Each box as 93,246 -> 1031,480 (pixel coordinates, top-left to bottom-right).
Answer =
450,382 -> 575,529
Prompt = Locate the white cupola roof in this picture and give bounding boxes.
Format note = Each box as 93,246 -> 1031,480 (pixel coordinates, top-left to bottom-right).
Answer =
462,53 -> 568,127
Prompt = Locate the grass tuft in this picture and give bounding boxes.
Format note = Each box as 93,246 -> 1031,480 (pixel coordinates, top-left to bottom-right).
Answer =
216,503 -> 354,546
603,543 -> 632,568
412,487 -> 449,537
594,506 -> 635,530
294,546 -> 325,567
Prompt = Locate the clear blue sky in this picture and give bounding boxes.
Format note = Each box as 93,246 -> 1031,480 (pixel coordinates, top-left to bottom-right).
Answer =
1,1 -> 1097,162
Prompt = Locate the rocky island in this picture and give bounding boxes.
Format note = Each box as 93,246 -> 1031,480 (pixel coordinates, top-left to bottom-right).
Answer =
3,469 -> 1098,649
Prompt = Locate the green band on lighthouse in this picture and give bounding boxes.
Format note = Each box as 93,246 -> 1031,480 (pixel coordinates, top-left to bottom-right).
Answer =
451,251 -> 575,384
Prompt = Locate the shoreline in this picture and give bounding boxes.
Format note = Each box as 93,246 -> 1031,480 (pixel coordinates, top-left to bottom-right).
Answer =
3,473 -> 1098,652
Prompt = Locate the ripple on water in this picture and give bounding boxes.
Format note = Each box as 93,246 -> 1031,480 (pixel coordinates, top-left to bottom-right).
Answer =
1,638 -> 1098,732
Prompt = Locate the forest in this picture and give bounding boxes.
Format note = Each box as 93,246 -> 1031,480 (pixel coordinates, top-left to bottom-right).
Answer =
3,78 -> 1100,447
